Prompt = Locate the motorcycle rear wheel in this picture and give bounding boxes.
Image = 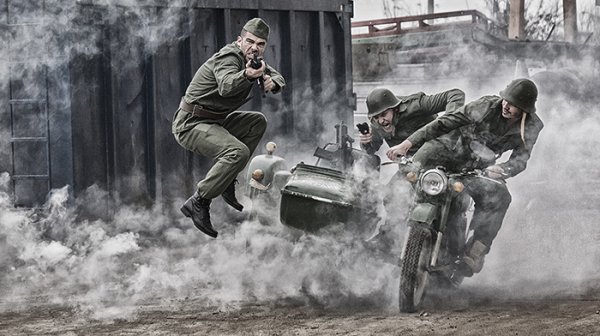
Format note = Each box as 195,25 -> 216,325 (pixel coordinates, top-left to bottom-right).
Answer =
399,223 -> 433,313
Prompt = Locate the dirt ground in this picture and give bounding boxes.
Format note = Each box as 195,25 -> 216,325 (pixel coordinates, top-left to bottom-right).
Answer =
1,284 -> 598,336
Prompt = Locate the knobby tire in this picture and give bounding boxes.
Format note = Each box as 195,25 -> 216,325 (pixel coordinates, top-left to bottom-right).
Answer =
399,224 -> 433,313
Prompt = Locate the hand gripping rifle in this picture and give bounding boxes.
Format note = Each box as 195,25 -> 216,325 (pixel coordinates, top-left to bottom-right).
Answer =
250,52 -> 272,97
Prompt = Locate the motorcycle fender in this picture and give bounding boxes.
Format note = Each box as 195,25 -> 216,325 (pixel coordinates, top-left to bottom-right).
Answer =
245,154 -> 287,195
409,203 -> 438,225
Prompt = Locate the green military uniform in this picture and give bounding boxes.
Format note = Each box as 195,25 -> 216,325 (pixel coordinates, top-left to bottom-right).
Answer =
362,89 -> 464,155
172,41 -> 286,199
362,88 -> 465,253
408,95 -> 544,176
408,95 -> 544,247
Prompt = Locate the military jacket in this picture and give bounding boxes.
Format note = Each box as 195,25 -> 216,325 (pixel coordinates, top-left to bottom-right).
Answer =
172,42 -> 285,133
362,89 -> 464,154
407,95 -> 544,178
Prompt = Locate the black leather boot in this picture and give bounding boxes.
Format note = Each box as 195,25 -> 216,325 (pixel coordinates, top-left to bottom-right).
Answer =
180,192 -> 218,238
454,239 -> 488,277
221,180 -> 243,212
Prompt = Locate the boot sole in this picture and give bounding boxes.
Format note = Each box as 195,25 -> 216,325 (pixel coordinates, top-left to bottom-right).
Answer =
180,205 -> 218,238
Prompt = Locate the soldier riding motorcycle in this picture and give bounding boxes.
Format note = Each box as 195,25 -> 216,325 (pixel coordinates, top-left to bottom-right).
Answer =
394,78 -> 543,313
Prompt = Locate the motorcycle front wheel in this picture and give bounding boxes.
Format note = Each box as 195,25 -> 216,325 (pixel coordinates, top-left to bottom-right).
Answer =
398,223 -> 433,313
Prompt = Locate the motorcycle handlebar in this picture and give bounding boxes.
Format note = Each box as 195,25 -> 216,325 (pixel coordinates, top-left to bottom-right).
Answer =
381,159 -> 505,184
381,155 -> 413,166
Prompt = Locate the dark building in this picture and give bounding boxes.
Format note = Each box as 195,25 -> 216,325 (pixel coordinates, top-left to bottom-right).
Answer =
0,0 -> 355,208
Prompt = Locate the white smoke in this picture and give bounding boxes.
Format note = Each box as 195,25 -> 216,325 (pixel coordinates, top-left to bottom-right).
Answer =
470,75 -> 600,298
0,177 -> 401,320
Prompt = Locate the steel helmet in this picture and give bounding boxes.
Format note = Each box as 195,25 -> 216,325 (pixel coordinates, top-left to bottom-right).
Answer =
499,78 -> 538,113
366,88 -> 401,118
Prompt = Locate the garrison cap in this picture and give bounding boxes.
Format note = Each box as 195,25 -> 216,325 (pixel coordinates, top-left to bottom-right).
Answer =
243,18 -> 270,40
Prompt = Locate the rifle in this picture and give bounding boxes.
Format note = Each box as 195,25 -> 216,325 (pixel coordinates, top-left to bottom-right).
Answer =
250,52 -> 272,97
313,123 -> 355,171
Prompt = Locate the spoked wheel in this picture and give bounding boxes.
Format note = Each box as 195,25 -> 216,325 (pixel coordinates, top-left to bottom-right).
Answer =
399,223 -> 433,313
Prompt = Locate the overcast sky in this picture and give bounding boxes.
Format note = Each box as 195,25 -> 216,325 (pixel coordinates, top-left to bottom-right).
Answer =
353,0 -> 599,25
353,0 -> 487,20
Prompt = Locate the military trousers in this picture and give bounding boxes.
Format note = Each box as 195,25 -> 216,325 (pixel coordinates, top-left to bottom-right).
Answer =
174,111 -> 267,199
461,175 -> 511,247
412,140 -> 512,249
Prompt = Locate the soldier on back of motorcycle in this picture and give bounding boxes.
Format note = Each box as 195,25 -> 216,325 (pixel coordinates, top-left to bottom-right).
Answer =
358,87 -> 465,253
393,78 -> 544,277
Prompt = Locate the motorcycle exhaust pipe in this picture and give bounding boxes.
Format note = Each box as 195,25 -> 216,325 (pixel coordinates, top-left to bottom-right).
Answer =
430,232 -> 443,267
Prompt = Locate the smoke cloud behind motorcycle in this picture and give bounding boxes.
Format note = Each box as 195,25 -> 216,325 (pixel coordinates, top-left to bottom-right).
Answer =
0,0 -> 599,323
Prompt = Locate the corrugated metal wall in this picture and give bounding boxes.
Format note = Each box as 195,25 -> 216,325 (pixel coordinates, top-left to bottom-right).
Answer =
0,0 -> 355,208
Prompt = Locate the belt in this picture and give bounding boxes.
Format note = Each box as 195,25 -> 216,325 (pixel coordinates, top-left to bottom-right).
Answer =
179,98 -> 227,119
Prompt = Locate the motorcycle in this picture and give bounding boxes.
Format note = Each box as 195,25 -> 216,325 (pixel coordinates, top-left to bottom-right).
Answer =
246,125 -> 502,313
396,142 -> 501,313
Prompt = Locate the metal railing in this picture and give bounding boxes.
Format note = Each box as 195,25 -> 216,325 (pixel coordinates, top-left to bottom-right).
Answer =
351,10 -> 505,39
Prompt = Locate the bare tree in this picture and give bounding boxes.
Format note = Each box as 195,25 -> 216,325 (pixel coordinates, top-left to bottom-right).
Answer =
484,0 -> 509,24
524,1 -> 562,40
484,0 -> 596,42
382,0 -> 414,18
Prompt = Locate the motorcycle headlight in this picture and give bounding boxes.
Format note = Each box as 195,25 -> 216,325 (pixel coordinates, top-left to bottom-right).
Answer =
420,169 -> 447,196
